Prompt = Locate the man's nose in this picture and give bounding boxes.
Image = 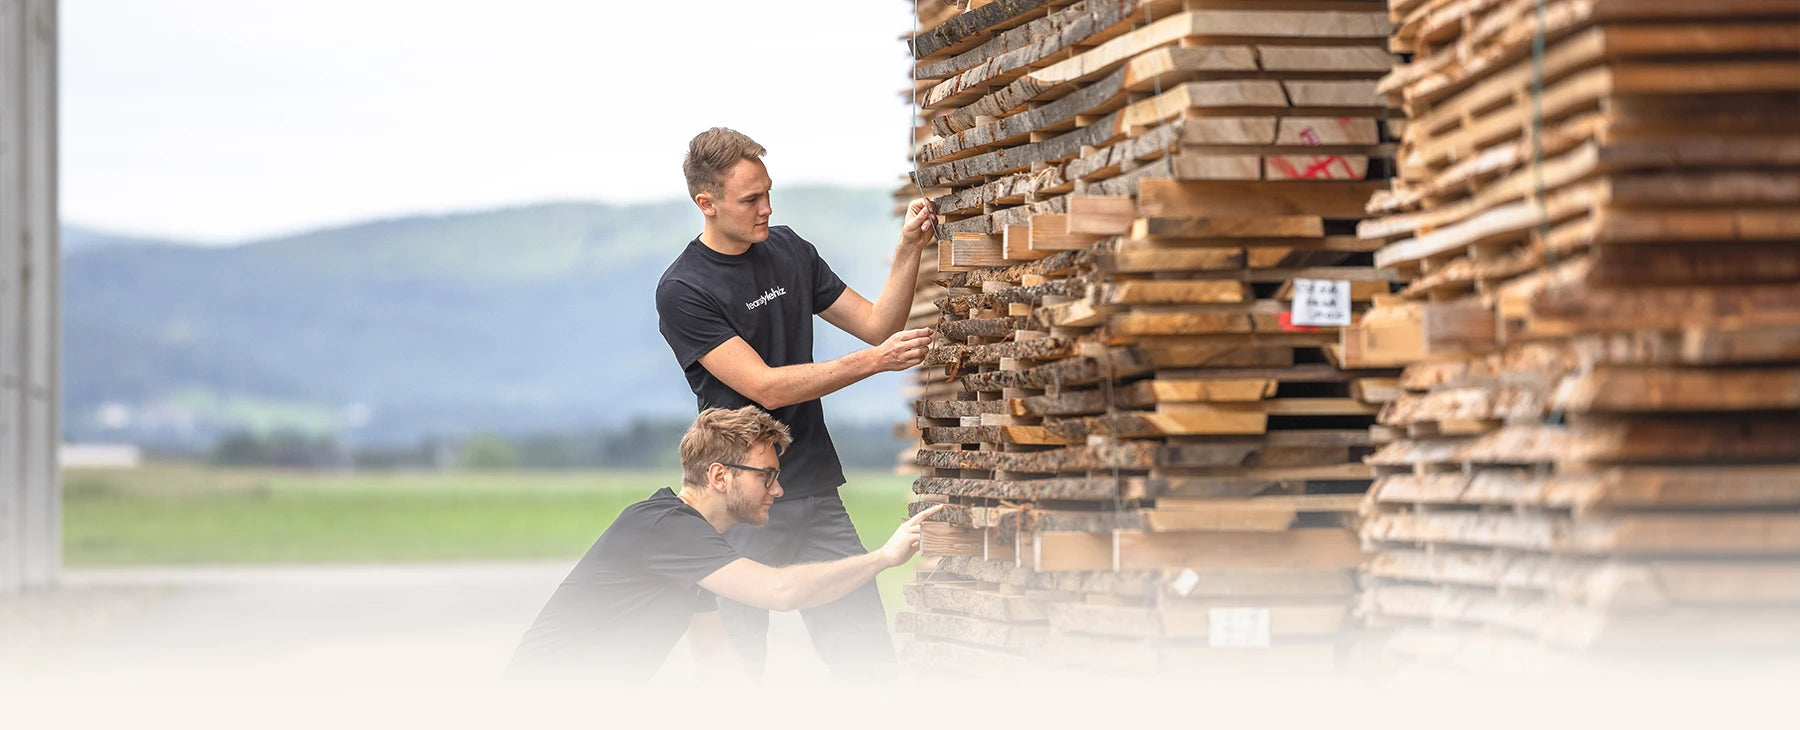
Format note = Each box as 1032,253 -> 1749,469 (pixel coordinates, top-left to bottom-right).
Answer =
769,477 -> 783,498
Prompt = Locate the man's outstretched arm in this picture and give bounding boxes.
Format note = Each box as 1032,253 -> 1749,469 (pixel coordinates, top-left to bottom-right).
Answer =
820,199 -> 936,346
697,329 -> 931,411
697,505 -> 943,612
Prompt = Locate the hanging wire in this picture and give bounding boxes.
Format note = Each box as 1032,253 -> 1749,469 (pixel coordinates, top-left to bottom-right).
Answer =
909,0 -> 941,588
1529,0 -> 1566,434
911,1 -> 928,201
1530,0 -> 1552,276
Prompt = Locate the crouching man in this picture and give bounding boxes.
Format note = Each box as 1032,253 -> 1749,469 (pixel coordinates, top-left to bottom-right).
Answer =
506,405 -> 939,684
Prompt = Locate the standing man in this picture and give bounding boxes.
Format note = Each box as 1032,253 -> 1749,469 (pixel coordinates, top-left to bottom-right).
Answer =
655,127 -> 937,677
507,406 -> 942,683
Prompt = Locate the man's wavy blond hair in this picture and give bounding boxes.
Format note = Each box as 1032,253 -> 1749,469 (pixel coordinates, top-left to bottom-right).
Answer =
679,406 -> 792,486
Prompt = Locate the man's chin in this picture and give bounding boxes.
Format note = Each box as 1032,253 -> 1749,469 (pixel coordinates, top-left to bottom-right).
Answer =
733,507 -> 772,527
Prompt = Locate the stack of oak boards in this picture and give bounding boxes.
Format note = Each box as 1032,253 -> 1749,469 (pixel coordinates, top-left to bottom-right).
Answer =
896,0 -> 1404,678
1342,0 -> 1800,674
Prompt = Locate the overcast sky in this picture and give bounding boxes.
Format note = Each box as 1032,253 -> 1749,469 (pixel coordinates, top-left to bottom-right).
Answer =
62,0 -> 918,243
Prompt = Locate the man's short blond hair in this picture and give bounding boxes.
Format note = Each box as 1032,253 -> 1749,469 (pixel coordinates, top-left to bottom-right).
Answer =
679,406 -> 792,486
683,127 -> 766,198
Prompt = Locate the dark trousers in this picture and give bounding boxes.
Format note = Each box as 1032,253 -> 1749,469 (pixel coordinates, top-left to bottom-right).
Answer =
718,491 -> 896,677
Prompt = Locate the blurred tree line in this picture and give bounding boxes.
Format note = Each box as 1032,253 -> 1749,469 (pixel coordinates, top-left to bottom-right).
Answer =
209,417 -> 905,471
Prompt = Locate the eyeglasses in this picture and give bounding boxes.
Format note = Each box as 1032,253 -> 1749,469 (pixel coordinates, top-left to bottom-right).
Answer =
720,462 -> 781,491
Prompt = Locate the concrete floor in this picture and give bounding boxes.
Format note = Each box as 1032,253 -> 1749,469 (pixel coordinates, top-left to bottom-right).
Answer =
2,564 -> 1792,730
0,564 -> 984,729
0,561 -> 830,696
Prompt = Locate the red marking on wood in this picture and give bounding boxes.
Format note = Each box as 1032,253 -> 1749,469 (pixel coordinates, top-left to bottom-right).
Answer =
1301,156 -> 1347,179
1279,312 -> 1320,332
1299,127 -> 1321,146
1288,155 -> 1346,179
1269,155 -> 1351,180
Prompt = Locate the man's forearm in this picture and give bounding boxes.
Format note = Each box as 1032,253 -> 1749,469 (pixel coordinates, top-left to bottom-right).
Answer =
868,245 -> 925,340
773,551 -> 888,611
752,348 -> 879,410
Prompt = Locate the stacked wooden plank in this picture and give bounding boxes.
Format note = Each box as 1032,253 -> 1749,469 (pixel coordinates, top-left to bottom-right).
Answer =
895,0 -> 1403,678
1343,0 -> 1800,673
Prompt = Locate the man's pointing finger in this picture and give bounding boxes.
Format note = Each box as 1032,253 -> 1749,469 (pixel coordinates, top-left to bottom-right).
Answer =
907,504 -> 947,525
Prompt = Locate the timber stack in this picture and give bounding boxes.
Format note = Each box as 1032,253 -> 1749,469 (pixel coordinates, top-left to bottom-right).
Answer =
1345,0 -> 1800,673
897,189 -> 954,474
896,0 -> 1403,679
894,2 -> 972,473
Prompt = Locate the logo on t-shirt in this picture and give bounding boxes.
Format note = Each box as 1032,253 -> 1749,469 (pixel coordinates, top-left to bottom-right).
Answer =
744,286 -> 787,311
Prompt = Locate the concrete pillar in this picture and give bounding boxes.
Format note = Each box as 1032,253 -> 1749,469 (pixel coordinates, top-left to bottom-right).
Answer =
1,0 -> 60,595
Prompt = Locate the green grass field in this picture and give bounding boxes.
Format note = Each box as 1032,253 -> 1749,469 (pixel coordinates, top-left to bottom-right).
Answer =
63,464 -> 922,608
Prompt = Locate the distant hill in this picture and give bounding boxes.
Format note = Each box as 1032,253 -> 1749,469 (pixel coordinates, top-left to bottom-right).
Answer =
61,225 -> 186,254
62,186 -> 914,448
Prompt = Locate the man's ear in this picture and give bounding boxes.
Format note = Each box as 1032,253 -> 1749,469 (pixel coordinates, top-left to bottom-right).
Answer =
694,191 -> 717,217
706,462 -> 729,492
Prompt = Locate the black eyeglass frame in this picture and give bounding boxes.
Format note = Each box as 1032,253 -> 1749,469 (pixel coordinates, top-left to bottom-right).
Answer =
719,462 -> 781,490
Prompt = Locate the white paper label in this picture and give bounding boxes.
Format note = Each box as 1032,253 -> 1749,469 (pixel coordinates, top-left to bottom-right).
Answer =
1171,568 -> 1200,598
1208,607 -> 1272,648
1291,278 -> 1351,327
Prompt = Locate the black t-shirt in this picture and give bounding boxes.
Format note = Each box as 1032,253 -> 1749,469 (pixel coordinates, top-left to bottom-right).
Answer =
655,225 -> 848,500
507,488 -> 741,682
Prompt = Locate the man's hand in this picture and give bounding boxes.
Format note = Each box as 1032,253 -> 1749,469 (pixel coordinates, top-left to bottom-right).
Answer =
701,503 -> 949,611
900,199 -> 937,250
874,327 -> 934,372
879,504 -> 946,567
